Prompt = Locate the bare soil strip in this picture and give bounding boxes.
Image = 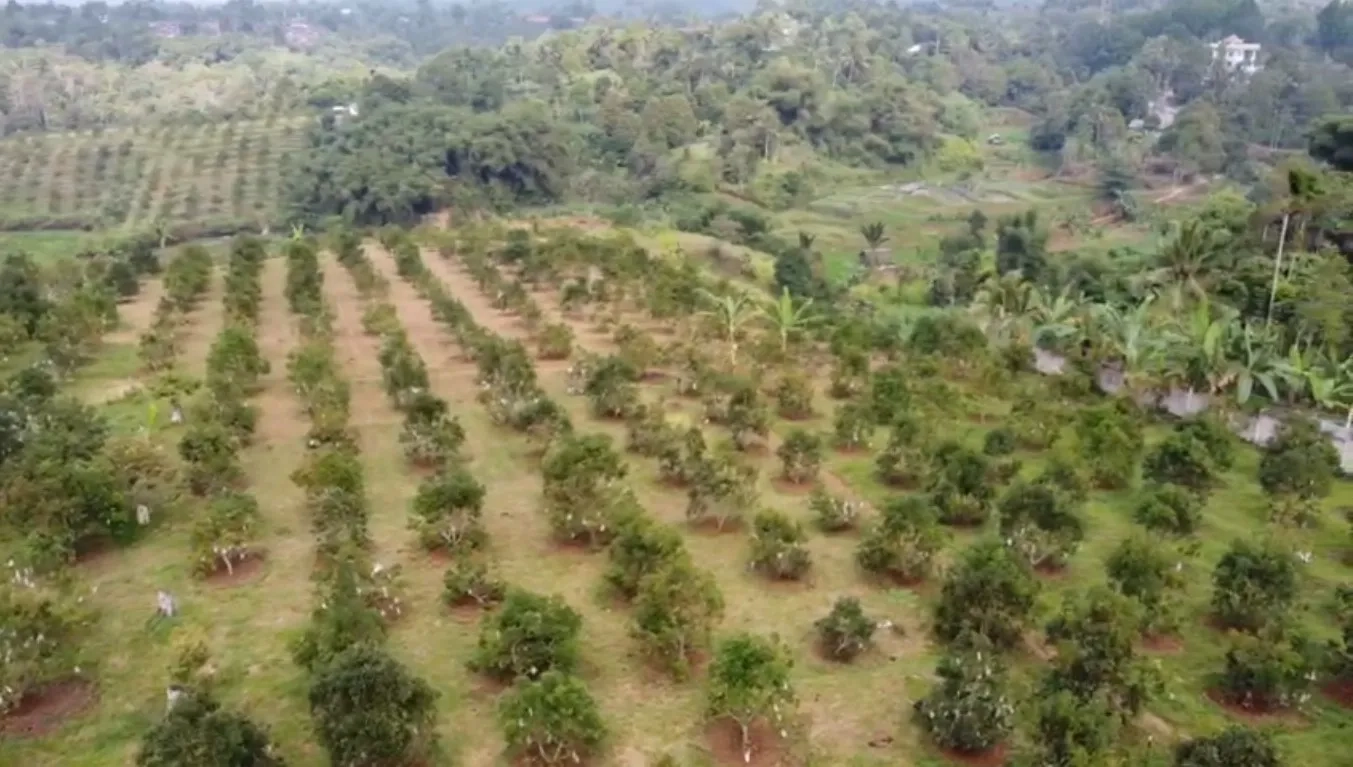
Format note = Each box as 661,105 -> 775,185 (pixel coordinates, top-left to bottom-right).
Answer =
178,264 -> 225,376
106,278 -> 165,346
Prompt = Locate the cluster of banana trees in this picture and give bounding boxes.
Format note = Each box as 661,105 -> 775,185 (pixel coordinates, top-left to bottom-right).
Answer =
973,275 -> 1353,429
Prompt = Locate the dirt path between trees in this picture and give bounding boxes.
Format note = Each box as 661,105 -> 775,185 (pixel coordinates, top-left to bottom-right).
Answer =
106,278 -> 164,346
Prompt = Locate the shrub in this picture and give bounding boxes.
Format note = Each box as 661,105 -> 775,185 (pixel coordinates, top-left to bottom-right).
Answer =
470,590 -> 582,680
1073,403 -> 1144,489
308,646 -> 437,767
1044,588 -> 1158,716
914,646 -> 1014,754
831,400 -> 874,451
1216,626 -> 1317,711
983,428 -> 1016,456
775,428 -> 823,484
749,508 -> 811,580
189,491 -> 260,576
774,373 -> 815,419
0,580 -> 92,716
686,452 -> 758,530
705,634 -> 796,765
1174,727 -> 1281,767
1143,432 -> 1217,491
856,496 -> 945,584
442,557 -> 506,608
933,542 -> 1038,650
815,597 -> 877,661
1105,535 -> 1187,637
631,558 -> 724,679
409,468 -> 486,553
1211,539 -> 1299,632
499,671 -> 607,766
1134,484 -> 1204,535
1259,417 -> 1339,500
541,433 -> 631,546
536,322 -> 574,360
1176,416 -> 1236,471
997,481 -> 1084,570
604,514 -> 687,599
137,689 -> 281,767
809,488 -> 862,532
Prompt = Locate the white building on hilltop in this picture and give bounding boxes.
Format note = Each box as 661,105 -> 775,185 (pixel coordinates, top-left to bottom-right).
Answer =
1210,35 -> 1262,75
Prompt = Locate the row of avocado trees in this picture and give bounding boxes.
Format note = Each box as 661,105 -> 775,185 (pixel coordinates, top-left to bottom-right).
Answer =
138,245 -> 213,373
436,223 -> 1340,766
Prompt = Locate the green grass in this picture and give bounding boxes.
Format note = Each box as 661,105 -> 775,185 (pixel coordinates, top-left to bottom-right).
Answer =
0,230 -> 102,262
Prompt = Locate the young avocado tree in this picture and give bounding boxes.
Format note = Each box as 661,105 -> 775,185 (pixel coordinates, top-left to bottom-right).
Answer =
809,487 -> 863,532
1105,534 -> 1188,638
398,392 -> 465,468
1173,726 -> 1281,767
1215,624 -> 1318,712
914,642 -> 1015,755
137,689 -> 281,767
631,558 -> 725,680
498,671 -> 607,766
0,579 -> 93,716
604,514 -> 687,599
540,433 -> 631,546
997,481 -> 1085,571
748,508 -> 811,580
409,468 -> 486,553
775,428 -> 823,485
308,645 -> 437,767
1210,539 -> 1299,632
855,495 -> 946,584
442,556 -> 506,608
1258,417 -> 1340,526
774,372 -> 815,420
814,597 -> 877,662
1044,588 -> 1160,717
189,491 -> 261,577
705,633 -> 796,765
686,452 -> 759,531
470,590 -> 582,681
831,400 -> 875,452
1134,484 -> 1204,535
933,542 -> 1039,650
1073,403 -> 1145,489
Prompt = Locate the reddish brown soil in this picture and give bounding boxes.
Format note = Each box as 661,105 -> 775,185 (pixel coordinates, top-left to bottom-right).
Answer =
204,553 -> 266,587
939,743 -> 1009,767
688,516 -> 747,535
1323,678 -> 1353,710
705,717 -> 786,767
0,679 -> 96,737
1140,634 -> 1184,654
771,477 -> 818,495
1033,562 -> 1068,579
1205,688 -> 1304,724
834,444 -> 870,456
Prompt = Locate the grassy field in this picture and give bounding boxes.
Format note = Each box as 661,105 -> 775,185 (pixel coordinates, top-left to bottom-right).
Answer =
4,223 -> 1352,767
0,116 -> 308,236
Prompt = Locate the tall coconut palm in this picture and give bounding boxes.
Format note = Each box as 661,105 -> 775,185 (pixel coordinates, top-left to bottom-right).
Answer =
1267,166 -> 1322,327
1148,220 -> 1230,306
698,288 -> 758,366
759,288 -> 818,354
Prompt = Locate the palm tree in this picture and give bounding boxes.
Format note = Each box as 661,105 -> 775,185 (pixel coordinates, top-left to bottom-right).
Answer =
698,288 -> 758,365
860,222 -> 888,267
797,231 -> 816,251
1267,167 -> 1322,327
759,288 -> 818,354
290,223 -> 307,242
1149,220 -> 1229,305
971,272 -> 1034,346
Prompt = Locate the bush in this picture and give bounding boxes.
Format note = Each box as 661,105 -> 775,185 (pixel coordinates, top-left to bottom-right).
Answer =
983,428 -> 1016,456
1105,535 -> 1187,636
856,496 -> 945,584
308,646 -> 437,767
189,491 -> 260,576
1073,403 -> 1144,489
409,468 -> 486,553
631,558 -> 724,679
775,428 -> 823,484
749,508 -> 811,579
926,441 -> 993,526
442,557 -> 506,608
1176,416 -> 1236,471
705,634 -> 796,765
0,580 -> 92,716
914,646 -> 1014,754
471,590 -> 582,680
815,597 -> 877,661
810,487 -> 862,532
137,689 -> 281,767
774,373 -> 815,419
831,400 -> 874,451
1259,417 -> 1339,500
1217,626 -> 1317,711
541,433 -> 632,546
1174,727 -> 1282,767
604,514 -> 687,599
1211,539 -> 1299,632
536,322 -> 574,360
1044,588 -> 1158,716
499,671 -> 607,766
933,542 -> 1038,650
1143,432 -> 1217,492
997,481 -> 1084,570
1134,484 -> 1204,535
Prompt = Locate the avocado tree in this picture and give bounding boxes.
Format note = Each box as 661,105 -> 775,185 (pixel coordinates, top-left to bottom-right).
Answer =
831,400 -> 875,452
442,556 -> 506,608
748,508 -> 811,580
815,597 -> 877,662
774,372 -> 815,420
997,481 -> 1085,570
914,644 -> 1015,755
1174,727 -> 1281,767
604,514 -> 687,599
178,421 -> 242,496
856,495 -> 946,584
137,689 -> 281,767
1258,417 -> 1339,526
686,452 -> 759,531
399,392 -> 465,468
1210,539 -> 1299,632
0,580 -> 93,716
470,590 -> 582,681
1105,534 -> 1188,637
933,542 -> 1039,650
927,441 -> 994,526
1143,431 -> 1218,492
189,491 -> 261,577
1073,402 -> 1145,489
409,468 -> 486,553
810,488 -> 863,532
631,558 -> 725,679
1044,588 -> 1159,717
540,433 -> 631,546
498,671 -> 607,766
705,633 -> 796,765
536,322 -> 574,360
1134,484 -> 1204,535
776,428 -> 823,485
308,646 -> 437,767
1216,626 -> 1317,712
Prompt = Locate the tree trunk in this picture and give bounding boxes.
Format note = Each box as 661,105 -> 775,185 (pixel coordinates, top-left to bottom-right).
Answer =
1266,213 -> 1290,327
740,720 -> 753,764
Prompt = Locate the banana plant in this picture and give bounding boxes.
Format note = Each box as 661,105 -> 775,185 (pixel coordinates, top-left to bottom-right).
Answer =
759,288 -> 819,354
697,288 -> 758,366
1229,321 -> 1282,407
1028,283 -> 1083,351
